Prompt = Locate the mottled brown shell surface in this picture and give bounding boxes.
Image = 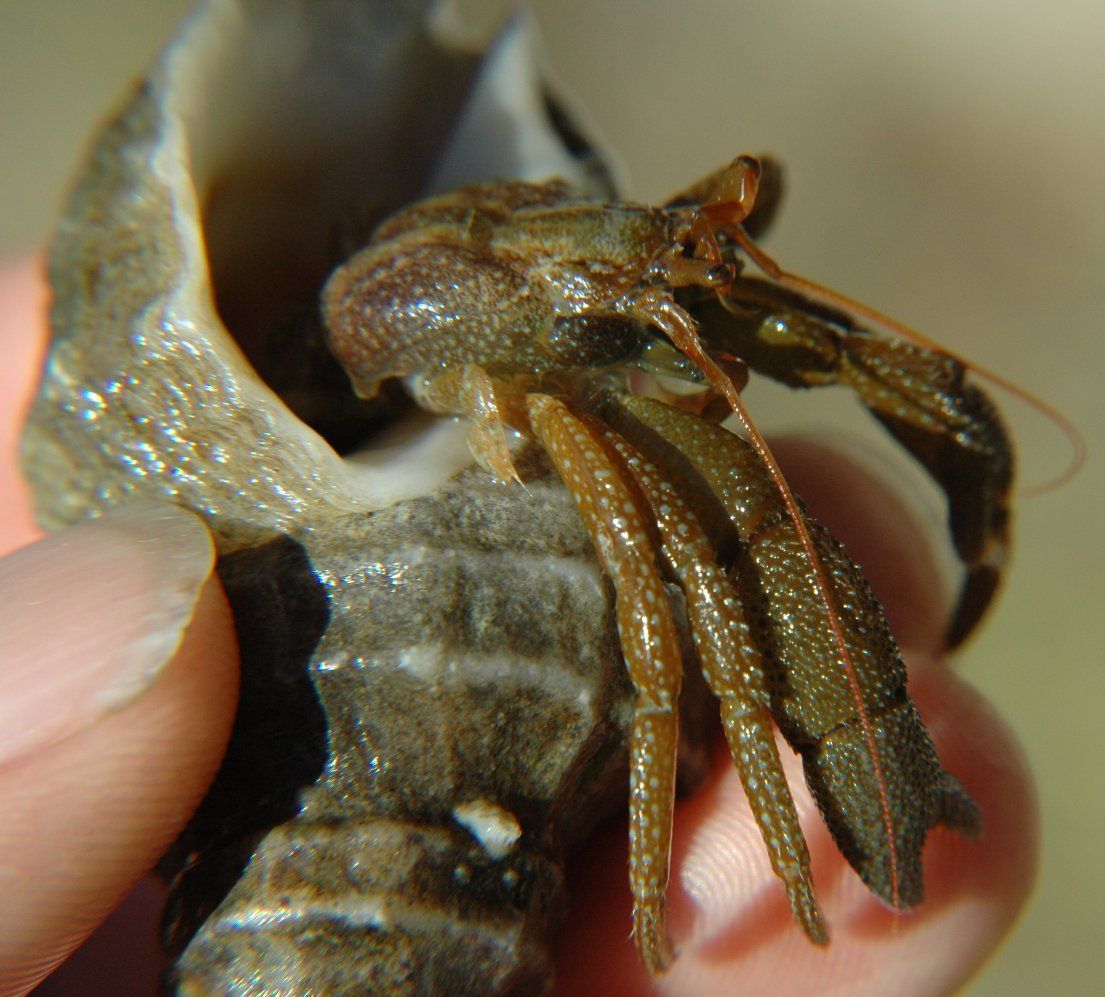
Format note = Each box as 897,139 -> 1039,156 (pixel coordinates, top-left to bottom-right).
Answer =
165,450 -> 635,993
24,0 -> 488,545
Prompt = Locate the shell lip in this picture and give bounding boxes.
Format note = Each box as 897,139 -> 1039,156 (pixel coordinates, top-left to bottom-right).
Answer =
25,4 -> 617,544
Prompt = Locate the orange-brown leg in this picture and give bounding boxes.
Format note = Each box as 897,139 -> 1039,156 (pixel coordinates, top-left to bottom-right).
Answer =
526,393 -> 683,973
408,363 -> 521,483
597,423 -> 827,945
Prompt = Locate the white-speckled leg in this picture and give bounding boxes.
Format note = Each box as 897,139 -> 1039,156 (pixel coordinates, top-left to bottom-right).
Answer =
526,392 -> 682,973
602,423 -> 827,945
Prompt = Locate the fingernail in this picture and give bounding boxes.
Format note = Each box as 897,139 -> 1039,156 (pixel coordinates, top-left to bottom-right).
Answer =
0,503 -> 215,765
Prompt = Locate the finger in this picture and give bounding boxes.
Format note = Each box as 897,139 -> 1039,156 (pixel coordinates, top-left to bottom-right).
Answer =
29,877 -> 168,997
0,256 -> 49,555
0,507 -> 239,995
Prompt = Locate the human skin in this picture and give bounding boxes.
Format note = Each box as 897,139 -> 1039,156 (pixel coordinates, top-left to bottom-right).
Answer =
0,258 -> 240,995
0,258 -> 1036,994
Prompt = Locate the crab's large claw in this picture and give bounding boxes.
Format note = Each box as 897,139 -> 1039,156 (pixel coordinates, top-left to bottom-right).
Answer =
603,393 -> 982,911
692,280 -> 1014,650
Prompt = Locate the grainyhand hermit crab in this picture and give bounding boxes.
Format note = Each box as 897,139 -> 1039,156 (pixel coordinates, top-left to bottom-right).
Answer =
20,1 -> 1039,992
319,151 -> 1011,973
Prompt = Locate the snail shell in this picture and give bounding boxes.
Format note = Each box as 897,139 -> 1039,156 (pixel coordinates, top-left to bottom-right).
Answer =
22,1 -> 665,992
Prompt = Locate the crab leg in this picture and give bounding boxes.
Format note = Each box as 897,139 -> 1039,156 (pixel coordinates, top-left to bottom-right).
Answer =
695,278 -> 1015,648
607,392 -> 981,910
593,419 -> 827,944
407,363 -> 522,484
525,393 -> 683,973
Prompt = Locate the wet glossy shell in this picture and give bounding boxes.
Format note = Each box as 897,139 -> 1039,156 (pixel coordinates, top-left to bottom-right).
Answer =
22,1 -> 636,992
165,450 -> 634,993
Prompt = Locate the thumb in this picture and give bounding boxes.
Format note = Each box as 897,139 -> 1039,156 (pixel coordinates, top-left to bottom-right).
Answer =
0,505 -> 239,995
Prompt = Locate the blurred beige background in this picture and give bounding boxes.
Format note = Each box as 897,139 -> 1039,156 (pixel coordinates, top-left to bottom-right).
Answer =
2,1 -> 1102,993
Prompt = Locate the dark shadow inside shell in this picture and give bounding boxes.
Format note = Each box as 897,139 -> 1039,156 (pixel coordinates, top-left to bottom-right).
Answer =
188,7 -> 615,458
161,534 -> 331,952
189,7 -> 484,454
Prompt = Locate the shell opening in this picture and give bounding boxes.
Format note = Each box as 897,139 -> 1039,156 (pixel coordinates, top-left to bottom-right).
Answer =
168,3 -> 484,457
173,6 -> 610,467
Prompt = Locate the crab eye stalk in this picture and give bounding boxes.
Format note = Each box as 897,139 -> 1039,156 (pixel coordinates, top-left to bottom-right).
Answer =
663,254 -> 736,290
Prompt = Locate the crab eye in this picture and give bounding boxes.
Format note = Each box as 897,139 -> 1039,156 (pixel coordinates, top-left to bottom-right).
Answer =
704,262 -> 736,287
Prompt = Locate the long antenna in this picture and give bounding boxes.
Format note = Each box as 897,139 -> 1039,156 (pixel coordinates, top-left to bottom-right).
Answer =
731,227 -> 1086,494
643,292 -> 902,912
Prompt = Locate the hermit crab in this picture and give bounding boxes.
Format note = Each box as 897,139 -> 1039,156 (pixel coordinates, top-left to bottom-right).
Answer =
21,0 -> 1024,993
318,149 -> 1011,974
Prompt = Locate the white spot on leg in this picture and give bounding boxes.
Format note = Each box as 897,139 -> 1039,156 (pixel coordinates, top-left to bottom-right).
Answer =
395,643 -> 446,680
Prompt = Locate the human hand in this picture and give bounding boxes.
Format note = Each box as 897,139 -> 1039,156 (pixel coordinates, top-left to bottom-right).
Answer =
1,257 -> 1036,995
0,259 -> 239,995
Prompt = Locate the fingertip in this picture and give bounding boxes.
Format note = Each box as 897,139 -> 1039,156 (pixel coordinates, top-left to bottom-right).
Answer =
0,505 -> 221,767
0,571 -> 239,994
